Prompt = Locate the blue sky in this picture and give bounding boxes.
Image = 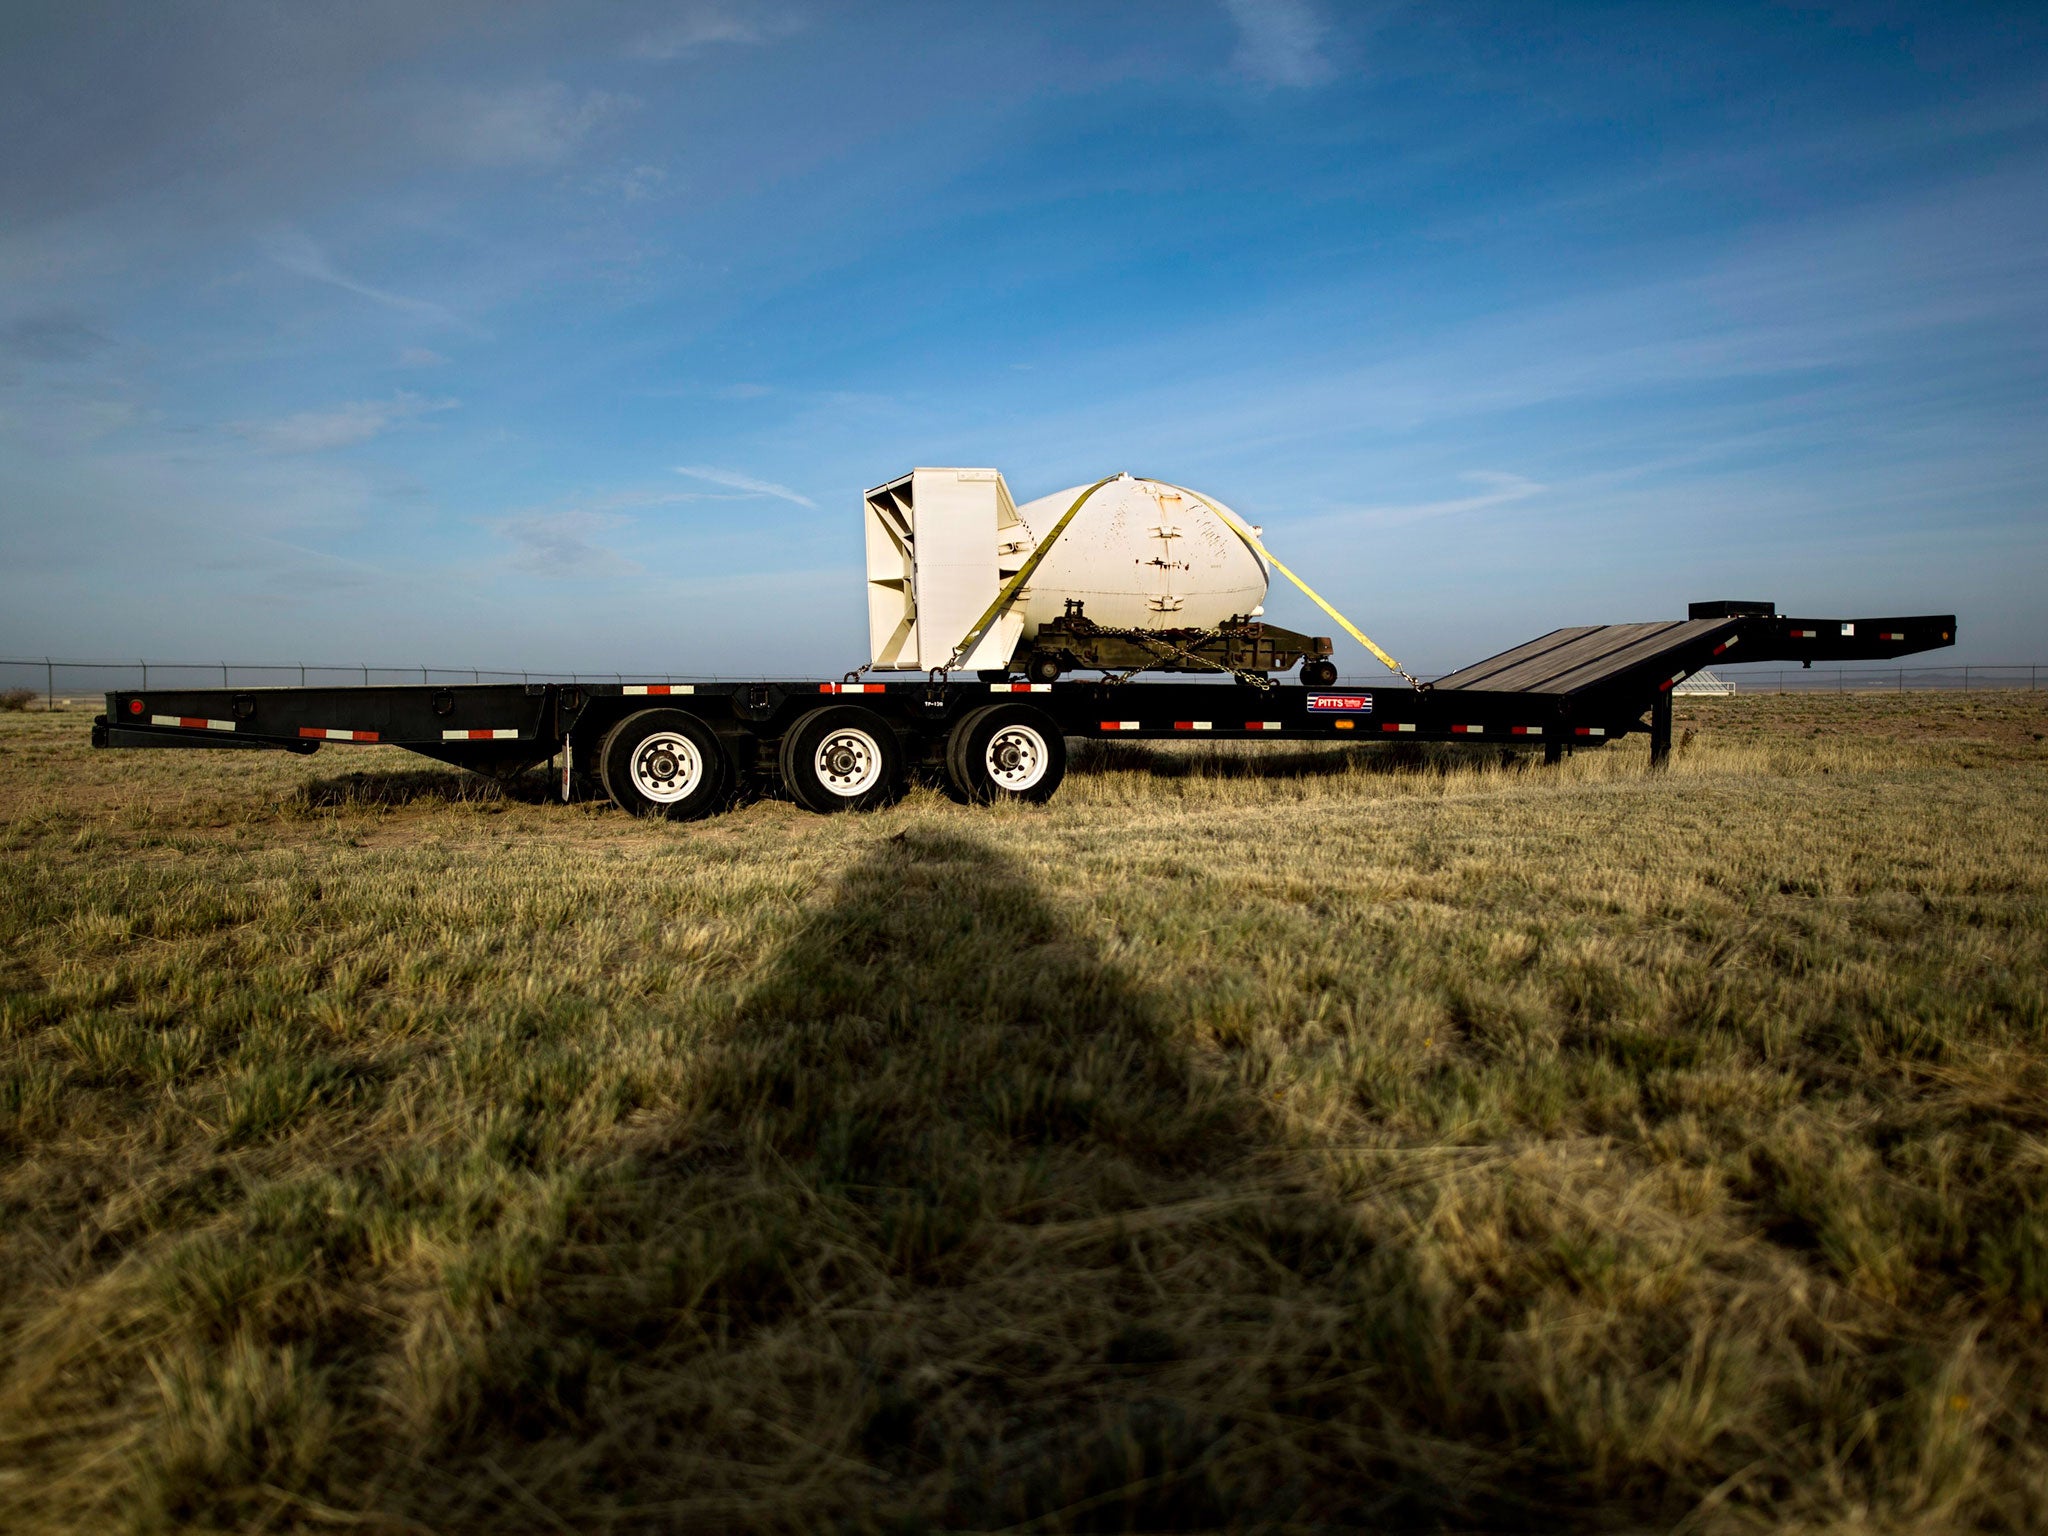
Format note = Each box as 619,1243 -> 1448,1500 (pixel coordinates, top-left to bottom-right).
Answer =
2,0 -> 2043,676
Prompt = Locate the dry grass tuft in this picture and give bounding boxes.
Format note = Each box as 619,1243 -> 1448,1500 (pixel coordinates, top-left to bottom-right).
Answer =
1,694 -> 2045,1531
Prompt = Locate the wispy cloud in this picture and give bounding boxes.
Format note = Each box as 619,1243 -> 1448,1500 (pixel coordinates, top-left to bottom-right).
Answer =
674,463 -> 815,507
234,392 -> 458,454
492,509 -> 638,577
261,227 -> 479,332
1,313 -> 113,363
1335,472 -> 1544,528
630,4 -> 803,61
397,347 -> 449,368
1222,0 -> 1335,88
590,162 -> 668,201
430,83 -> 634,170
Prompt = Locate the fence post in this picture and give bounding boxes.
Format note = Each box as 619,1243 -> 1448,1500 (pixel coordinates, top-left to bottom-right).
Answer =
299,663 -> 306,685
420,666 -> 428,685
46,657 -> 53,711
360,664 -> 369,687
472,669 -> 479,684
140,659 -> 148,688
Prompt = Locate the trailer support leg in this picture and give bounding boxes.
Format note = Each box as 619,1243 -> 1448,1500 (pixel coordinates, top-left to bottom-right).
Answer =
1544,740 -> 1563,766
1649,690 -> 1672,768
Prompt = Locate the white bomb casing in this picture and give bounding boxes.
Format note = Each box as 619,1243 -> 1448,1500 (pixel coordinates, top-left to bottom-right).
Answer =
1011,475 -> 1268,634
863,469 -> 1270,673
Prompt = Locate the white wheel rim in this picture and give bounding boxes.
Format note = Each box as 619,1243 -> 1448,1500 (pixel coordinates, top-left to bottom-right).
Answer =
629,731 -> 703,803
984,724 -> 1048,791
813,728 -> 883,797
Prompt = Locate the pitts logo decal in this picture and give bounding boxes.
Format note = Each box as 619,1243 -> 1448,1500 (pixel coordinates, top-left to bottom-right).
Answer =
1307,694 -> 1373,713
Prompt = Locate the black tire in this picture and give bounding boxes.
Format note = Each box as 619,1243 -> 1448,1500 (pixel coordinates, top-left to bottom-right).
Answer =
777,705 -> 904,813
599,709 -> 731,819
1025,652 -> 1063,685
1301,658 -> 1339,687
945,704 -> 1067,804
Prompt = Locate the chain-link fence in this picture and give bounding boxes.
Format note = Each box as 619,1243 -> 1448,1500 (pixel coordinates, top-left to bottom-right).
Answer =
1691,664 -> 2039,693
0,657 -> 790,707
0,655 -> 2041,709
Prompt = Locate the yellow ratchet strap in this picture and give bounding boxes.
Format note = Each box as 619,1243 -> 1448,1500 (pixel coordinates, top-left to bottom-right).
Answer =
1161,481 -> 1424,689
944,475 -> 1117,673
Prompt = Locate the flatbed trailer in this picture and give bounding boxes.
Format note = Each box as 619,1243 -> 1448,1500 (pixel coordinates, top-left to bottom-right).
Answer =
92,604 -> 1956,817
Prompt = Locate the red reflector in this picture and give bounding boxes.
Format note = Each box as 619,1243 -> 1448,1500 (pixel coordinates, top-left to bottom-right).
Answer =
128,698 -> 143,715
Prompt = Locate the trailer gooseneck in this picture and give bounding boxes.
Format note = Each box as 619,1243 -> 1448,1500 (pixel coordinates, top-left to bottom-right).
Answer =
92,603 -> 1956,819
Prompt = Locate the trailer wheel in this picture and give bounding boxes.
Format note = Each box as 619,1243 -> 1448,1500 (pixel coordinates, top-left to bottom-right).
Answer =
1301,658 -> 1339,686
599,709 -> 730,819
1025,652 -> 1063,684
946,704 -> 1066,804
778,705 -> 903,813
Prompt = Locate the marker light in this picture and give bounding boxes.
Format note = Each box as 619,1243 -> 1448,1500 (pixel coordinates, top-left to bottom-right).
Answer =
128,698 -> 143,715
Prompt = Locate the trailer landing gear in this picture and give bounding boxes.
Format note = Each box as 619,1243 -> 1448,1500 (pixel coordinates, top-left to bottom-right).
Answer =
1649,690 -> 1673,768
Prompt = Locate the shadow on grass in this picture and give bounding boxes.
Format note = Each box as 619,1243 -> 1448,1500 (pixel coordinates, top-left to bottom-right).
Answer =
388,829 -> 1572,1533
289,766 -> 556,809
1069,737 -> 1553,780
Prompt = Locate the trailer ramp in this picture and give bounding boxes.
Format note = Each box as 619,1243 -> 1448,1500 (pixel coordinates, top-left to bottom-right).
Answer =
1432,620 -> 1736,696
1429,607 -> 1955,762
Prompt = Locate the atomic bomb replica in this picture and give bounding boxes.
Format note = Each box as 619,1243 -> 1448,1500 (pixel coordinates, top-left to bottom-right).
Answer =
863,469 -> 1338,683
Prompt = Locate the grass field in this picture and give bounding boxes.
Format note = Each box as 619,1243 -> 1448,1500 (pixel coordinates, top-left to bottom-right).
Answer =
2,693 -> 2045,1533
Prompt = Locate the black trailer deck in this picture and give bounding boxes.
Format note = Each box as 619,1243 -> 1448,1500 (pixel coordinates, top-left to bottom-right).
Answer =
92,604 -> 1955,816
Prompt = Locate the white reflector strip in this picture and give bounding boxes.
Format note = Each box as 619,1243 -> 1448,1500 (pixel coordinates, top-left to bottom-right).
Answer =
1792,629 -> 1816,638
1712,635 -> 1742,655
1382,722 -> 1416,732
1451,724 -> 1483,734
1173,721 -> 1211,731
1246,721 -> 1282,731
1660,671 -> 1686,690
1881,632 -> 1904,640
1100,721 -> 1139,730
989,683 -> 1052,692
820,683 -> 883,693
1574,726 -> 1607,737
298,727 -> 378,742
442,729 -> 519,741
151,714 -> 235,732
623,684 -> 693,695
1510,725 -> 1541,736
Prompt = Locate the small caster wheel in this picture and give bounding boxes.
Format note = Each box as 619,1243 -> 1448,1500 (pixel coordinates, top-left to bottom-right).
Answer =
1026,653 -> 1063,685
1300,658 -> 1339,686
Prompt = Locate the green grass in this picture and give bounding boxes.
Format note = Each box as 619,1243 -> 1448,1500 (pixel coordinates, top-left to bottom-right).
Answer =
2,693 -> 2045,1533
